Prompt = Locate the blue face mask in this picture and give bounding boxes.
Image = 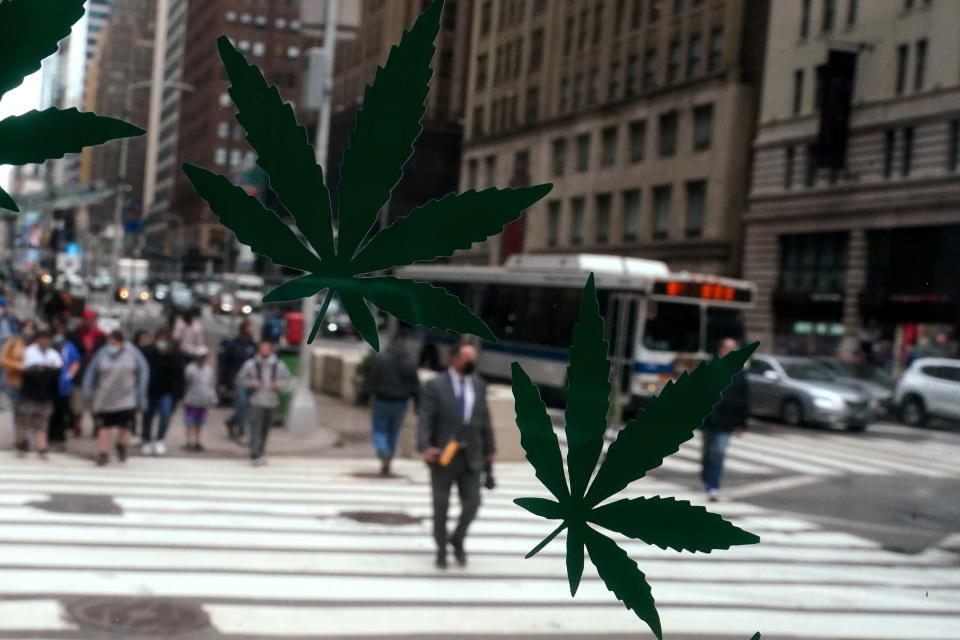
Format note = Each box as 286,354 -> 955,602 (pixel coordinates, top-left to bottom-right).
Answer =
155,340 -> 169,351
53,335 -> 64,345
106,345 -> 122,357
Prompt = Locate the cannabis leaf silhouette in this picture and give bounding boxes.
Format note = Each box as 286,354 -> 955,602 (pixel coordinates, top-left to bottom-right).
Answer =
183,0 -> 551,349
511,273 -> 760,639
0,0 -> 145,212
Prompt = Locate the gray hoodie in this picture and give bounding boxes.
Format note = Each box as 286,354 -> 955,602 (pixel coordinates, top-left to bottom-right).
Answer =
237,354 -> 290,409
82,342 -> 149,413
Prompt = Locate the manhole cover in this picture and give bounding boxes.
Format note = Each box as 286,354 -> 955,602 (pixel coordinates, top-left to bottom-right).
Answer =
63,597 -> 210,635
27,493 -> 122,515
339,510 -> 422,525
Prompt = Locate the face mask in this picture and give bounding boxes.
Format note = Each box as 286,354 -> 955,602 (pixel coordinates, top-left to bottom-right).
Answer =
155,341 -> 169,351
462,360 -> 476,376
106,345 -> 122,357
53,335 -> 64,345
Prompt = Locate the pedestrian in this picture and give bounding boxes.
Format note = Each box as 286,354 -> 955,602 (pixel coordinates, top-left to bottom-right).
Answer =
699,337 -> 750,502
15,329 -> 62,459
173,308 -> 206,358
182,346 -> 216,452
218,319 -> 257,441
237,340 -> 290,466
0,301 -> 19,410
1,318 -> 35,414
133,329 -> 153,352
74,309 -> 106,361
140,329 -> 185,456
417,343 -> 496,569
260,308 -> 284,344
364,340 -> 420,476
82,330 -> 150,466
48,323 -> 81,450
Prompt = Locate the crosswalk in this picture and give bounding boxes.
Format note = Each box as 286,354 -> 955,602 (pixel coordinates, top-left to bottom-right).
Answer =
0,452 -> 958,638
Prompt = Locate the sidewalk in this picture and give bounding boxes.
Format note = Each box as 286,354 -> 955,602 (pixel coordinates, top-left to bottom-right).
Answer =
0,392 -> 351,463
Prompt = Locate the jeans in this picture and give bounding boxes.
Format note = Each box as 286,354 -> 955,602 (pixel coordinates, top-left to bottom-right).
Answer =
142,394 -> 175,442
700,430 -> 732,492
371,398 -> 407,458
248,406 -> 274,460
229,383 -> 250,436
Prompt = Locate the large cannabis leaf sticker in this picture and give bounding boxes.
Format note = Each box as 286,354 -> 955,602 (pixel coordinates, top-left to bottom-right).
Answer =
183,0 -> 550,349
0,0 -> 145,211
512,274 -> 760,639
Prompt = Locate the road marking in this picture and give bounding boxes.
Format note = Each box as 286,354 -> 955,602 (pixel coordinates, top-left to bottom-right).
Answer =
722,475 -> 823,500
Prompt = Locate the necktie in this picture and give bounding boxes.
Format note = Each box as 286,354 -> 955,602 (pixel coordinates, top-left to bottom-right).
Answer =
457,377 -> 467,423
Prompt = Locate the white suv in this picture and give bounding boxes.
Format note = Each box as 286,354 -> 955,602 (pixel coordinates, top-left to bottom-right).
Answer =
894,358 -> 960,427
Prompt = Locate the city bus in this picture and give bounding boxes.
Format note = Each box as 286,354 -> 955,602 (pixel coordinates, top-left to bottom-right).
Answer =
395,253 -> 756,417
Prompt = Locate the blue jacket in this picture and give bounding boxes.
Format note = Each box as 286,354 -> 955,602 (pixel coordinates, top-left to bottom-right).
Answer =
58,339 -> 81,396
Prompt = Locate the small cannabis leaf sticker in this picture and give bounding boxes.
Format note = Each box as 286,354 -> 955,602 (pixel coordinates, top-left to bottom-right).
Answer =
183,0 -> 551,349
512,273 -> 760,639
0,0 -> 145,212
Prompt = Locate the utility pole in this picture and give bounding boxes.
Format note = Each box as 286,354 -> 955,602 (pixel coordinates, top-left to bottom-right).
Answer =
286,0 -> 339,433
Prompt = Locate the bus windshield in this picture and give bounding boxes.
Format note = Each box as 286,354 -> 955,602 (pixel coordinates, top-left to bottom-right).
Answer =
706,307 -> 746,354
643,301 -> 700,353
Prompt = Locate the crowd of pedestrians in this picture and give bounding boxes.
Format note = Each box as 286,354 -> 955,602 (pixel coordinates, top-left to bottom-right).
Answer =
0,292 -> 291,467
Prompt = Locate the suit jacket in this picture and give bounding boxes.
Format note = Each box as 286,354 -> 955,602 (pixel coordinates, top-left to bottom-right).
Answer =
417,371 -> 495,472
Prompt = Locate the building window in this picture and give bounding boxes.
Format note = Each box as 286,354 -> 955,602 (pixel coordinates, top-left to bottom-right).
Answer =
525,86 -> 539,123
484,155 -> 497,187
572,72 -> 583,109
685,180 -> 706,238
226,10 -> 237,21
623,189 -> 640,240
601,126 -> 618,167
642,48 -> 656,89
467,158 -> 478,190
255,15 -> 267,27
238,40 -> 250,51
707,26 -> 723,71
547,201 -> 562,247
614,0 -> 625,35
491,101 -> 501,134
687,33 -> 701,78
576,133 -> 591,172
290,20 -> 301,31
534,0 -> 547,15
480,1 -> 492,36
692,104 -> 713,151
219,92 -> 231,108
577,8 -> 588,50
595,194 -> 612,243
779,232 -> 849,295
475,54 -> 488,89
214,148 -> 227,165
230,149 -> 243,167
883,129 -> 895,178
608,60 -> 621,99
625,54 -> 639,96
570,197 -> 585,245
949,119 -> 960,172
805,145 -> 817,186
275,17 -> 287,28
629,119 -> 646,162
588,67 -> 599,104
652,185 -> 672,239
658,111 -> 678,157
821,0 -> 835,32
792,69 -> 804,114
667,40 -> 681,83
559,76 -> 569,112
648,0 -> 661,22
800,0 -> 811,38
217,121 -> 229,138
552,137 -> 567,176
592,2 -> 604,44
564,16 -> 574,55
240,12 -> 251,24
914,39 -> 927,91
784,146 -> 795,189
902,127 -> 914,176
529,28 -> 544,72
895,44 -> 908,95
472,105 -> 485,137
847,0 -> 857,26
252,42 -> 265,57
286,46 -> 300,58
630,0 -> 642,29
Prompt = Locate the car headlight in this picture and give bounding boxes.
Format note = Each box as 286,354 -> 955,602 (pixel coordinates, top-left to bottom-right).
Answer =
241,304 -> 253,314
139,291 -> 150,301
118,288 -> 129,300
327,323 -> 337,332
812,394 -> 844,410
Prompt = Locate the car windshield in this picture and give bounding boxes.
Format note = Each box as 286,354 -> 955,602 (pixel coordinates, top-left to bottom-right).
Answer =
783,361 -> 837,383
643,301 -> 700,353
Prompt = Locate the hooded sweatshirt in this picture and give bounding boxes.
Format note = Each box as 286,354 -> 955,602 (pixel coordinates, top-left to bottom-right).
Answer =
82,342 -> 149,413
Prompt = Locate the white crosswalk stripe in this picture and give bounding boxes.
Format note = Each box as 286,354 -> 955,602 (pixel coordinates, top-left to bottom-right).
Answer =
0,453 -> 957,639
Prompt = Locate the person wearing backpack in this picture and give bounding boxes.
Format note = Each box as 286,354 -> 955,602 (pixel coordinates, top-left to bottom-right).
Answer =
237,340 -> 290,466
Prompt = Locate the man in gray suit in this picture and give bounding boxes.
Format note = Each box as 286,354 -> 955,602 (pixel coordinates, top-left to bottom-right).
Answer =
418,343 -> 495,569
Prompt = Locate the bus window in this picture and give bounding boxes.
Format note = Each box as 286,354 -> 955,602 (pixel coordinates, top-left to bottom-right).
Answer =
643,301 -> 700,353
706,307 -> 746,355
481,284 -> 578,347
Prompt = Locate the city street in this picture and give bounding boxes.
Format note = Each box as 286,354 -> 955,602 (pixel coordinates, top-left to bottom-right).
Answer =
0,407 -> 957,639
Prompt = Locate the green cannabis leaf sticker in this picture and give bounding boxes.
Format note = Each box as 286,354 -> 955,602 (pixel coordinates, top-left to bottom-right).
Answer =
184,0 -> 551,349
0,0 -> 145,212
512,273 -> 760,639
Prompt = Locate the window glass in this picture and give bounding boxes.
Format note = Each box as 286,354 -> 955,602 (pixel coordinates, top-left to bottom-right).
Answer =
644,302 -> 700,352
750,359 -> 773,375
706,308 -> 745,354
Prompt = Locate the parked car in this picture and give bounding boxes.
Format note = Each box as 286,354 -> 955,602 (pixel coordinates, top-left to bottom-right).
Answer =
747,354 -> 875,431
213,292 -> 254,315
812,357 -> 895,417
169,281 -> 194,310
192,280 -> 223,304
894,358 -> 960,427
